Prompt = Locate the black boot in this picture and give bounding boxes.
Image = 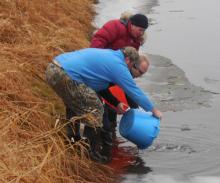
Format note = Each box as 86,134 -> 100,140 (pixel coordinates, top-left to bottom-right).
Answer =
83,126 -> 108,163
66,107 -> 81,143
100,128 -> 113,163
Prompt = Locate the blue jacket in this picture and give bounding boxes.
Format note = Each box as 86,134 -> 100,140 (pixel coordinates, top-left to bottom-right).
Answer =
55,48 -> 154,111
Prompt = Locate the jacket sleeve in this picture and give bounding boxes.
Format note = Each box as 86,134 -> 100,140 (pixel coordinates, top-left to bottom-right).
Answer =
90,20 -> 120,48
111,65 -> 154,112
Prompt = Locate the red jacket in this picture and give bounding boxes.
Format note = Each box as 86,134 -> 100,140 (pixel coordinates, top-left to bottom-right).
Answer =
90,19 -> 141,50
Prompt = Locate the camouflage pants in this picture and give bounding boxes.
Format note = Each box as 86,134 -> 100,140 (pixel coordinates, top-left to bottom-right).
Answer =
45,63 -> 103,127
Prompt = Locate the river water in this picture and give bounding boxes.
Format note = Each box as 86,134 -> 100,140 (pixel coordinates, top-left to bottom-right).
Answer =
93,0 -> 220,182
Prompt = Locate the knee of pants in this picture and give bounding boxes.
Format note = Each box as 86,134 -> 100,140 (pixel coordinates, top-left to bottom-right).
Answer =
104,105 -> 117,122
102,109 -> 111,131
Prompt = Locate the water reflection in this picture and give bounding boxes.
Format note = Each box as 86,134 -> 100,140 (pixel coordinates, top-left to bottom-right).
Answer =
109,137 -> 153,182
109,137 -> 137,173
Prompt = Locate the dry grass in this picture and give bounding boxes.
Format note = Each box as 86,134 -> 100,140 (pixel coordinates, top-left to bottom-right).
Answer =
0,0 -> 114,182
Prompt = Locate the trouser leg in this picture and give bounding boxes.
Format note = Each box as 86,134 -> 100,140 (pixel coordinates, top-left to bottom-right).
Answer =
101,105 -> 114,162
109,108 -> 117,141
103,104 -> 114,130
100,128 -> 113,162
103,104 -> 117,137
45,63 -> 104,128
46,63 -> 105,163
108,106 -> 117,131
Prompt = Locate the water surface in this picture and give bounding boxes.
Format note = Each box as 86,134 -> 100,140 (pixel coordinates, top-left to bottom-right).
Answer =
93,1 -> 220,182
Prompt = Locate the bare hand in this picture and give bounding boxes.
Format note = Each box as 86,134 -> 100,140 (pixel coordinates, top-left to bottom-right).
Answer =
151,108 -> 163,120
117,103 -> 129,114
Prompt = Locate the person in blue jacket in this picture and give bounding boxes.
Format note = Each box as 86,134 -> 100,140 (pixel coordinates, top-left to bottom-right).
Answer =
45,47 -> 162,163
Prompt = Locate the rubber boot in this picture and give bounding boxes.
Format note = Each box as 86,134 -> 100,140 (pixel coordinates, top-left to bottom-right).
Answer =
100,128 -> 113,163
66,107 -> 81,143
83,126 -> 108,163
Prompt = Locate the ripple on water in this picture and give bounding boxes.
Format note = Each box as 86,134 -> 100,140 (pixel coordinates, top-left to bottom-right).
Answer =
134,122 -> 220,175
148,143 -> 196,154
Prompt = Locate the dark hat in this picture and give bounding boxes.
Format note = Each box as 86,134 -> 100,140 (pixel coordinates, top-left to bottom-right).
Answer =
129,14 -> 148,29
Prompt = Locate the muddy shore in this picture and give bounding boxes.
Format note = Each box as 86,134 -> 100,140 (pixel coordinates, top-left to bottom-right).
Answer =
137,54 -> 212,112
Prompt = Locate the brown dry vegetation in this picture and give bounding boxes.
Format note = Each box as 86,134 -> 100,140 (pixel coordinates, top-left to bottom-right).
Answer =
0,0 -> 114,182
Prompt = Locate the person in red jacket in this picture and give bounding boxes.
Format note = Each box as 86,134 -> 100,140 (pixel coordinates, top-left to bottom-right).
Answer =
89,13 -> 149,162
91,12 -> 148,50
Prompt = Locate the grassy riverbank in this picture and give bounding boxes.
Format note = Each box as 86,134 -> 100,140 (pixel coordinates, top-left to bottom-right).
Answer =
0,0 -> 114,182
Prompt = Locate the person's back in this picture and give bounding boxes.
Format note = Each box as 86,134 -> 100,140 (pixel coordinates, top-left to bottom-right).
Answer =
52,47 -> 155,112
55,48 -> 128,91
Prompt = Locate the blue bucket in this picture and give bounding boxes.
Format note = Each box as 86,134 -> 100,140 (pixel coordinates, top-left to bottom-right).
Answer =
119,109 -> 160,149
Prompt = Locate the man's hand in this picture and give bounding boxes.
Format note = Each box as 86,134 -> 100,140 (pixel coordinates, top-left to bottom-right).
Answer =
151,108 -> 163,120
117,103 -> 129,114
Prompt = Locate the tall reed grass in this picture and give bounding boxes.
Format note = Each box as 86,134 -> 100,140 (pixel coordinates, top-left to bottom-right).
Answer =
0,0 -> 114,182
